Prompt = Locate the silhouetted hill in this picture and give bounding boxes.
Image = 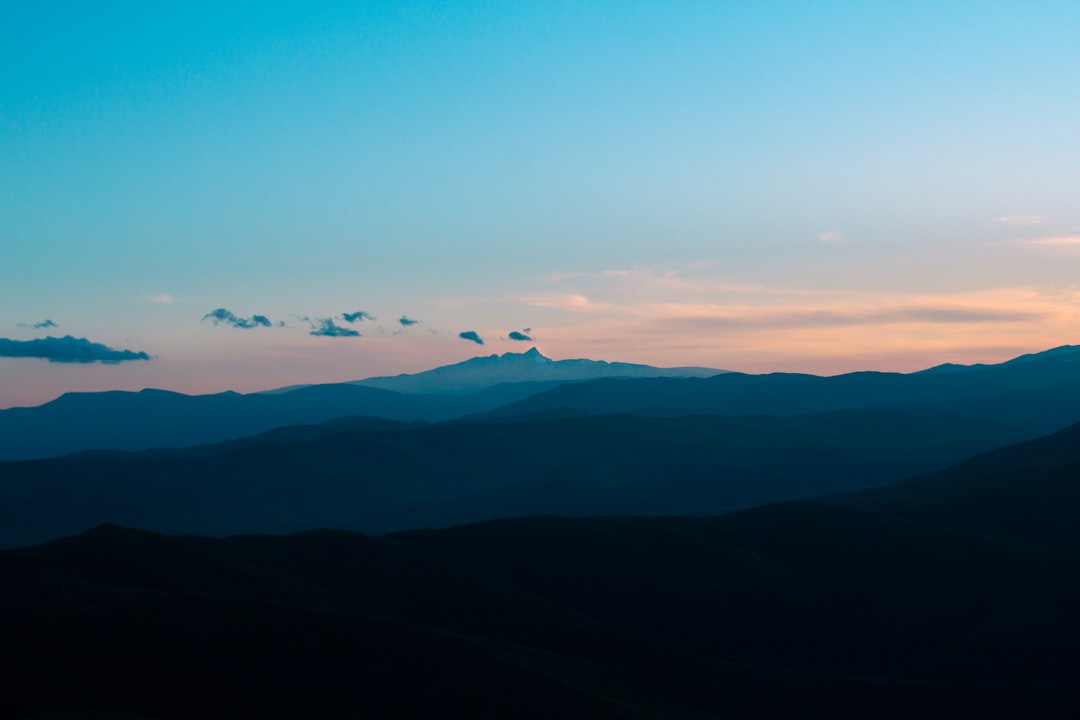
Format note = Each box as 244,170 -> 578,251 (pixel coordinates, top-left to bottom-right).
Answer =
4,343 -> 1078,463
487,344 -> 1080,437
352,346 -> 724,394
0,350 -> 721,462
5,435 -> 1080,719
0,384 -> 483,461
834,420 -> 1080,547
0,406 -> 1021,548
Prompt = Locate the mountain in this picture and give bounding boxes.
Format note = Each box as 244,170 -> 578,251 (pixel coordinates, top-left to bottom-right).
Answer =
832,419 -> 1080,547
0,406 -> 1023,548
4,343 -> 1077,463
486,344 -> 1080,437
0,348 -> 723,462
5,420 -> 1080,717
351,346 -> 725,394
0,384 -> 487,462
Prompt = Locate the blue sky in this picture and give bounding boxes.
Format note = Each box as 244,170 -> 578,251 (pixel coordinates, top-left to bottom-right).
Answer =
3,1 -> 1080,407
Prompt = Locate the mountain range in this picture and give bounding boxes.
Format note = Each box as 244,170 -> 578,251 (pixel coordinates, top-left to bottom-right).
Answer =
352,346 -> 725,394
3,343 -> 1080,548
2,343 -> 1079,462
0,405 -> 1020,548
486,344 -> 1080,434
4,418 -> 1080,718
0,348 -> 723,461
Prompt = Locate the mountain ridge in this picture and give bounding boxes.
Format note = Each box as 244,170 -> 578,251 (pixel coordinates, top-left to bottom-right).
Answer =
6,420 -> 1080,716
350,346 -> 726,395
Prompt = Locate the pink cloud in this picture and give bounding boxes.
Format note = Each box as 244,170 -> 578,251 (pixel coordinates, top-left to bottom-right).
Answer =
994,215 -> 1048,226
1022,235 -> 1080,246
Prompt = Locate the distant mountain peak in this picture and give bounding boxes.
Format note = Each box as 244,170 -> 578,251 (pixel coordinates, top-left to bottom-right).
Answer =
352,349 -> 724,395
498,347 -> 549,362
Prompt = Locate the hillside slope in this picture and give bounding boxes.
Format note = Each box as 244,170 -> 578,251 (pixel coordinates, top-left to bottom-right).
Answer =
0,406 -> 1019,548
5,422 -> 1080,718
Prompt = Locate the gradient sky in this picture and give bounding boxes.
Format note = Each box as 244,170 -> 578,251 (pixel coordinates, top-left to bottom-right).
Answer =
3,1 -> 1080,408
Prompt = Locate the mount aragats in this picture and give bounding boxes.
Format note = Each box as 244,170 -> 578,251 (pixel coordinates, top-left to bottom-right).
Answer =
3,345 -> 1080,545
4,345 -> 1080,718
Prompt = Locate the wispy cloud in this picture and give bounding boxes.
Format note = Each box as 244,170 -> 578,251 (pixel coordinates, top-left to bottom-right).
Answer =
516,284 -> 1080,377
399,315 -> 420,326
508,330 -> 532,341
0,336 -> 151,364
817,231 -> 844,245
342,311 -> 375,323
1020,235 -> 1080,246
653,304 -> 1046,331
309,318 -> 360,337
458,330 -> 484,345
201,308 -> 279,329
145,294 -> 174,305
519,293 -> 598,311
18,319 -> 58,329
995,215 -> 1048,226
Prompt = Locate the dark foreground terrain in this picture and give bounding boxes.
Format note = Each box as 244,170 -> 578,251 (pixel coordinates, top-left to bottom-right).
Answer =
4,422 -> 1080,719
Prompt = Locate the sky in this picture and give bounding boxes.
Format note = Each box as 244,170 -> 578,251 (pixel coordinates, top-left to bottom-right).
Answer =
3,1 -> 1080,408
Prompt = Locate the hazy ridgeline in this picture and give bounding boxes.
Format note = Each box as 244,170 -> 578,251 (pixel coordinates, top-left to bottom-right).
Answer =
1,345 -> 1080,547
3,420 -> 1080,718
3,345 -> 1080,717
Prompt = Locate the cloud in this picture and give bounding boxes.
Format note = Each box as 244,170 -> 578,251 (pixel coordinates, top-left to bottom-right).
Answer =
399,315 -> 420,326
508,330 -> 532,341
519,293 -> 598,311
201,308 -> 277,329
342,311 -> 375,323
309,318 -> 360,337
654,304 -> 1045,332
18,319 -> 58,329
0,336 -> 151,364
1020,235 -> 1080,246
145,294 -> 174,304
458,330 -> 484,345
995,215 -> 1048,226
817,231 -> 844,245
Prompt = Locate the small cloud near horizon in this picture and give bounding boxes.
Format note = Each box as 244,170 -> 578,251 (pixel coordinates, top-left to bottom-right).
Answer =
0,335 -> 152,364
310,318 -> 360,337
18,319 -> 59,329
458,330 -> 484,345
399,315 -> 420,326
342,311 -> 375,323
1019,235 -> 1080,246
519,293 -> 596,312
201,308 -> 279,329
508,330 -> 532,341
817,231 -> 844,245
995,215 -> 1048,226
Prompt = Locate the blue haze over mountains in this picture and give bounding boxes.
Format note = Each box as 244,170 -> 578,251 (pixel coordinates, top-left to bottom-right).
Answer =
0,348 -> 724,461
5,413 -> 1080,717
3,344 -> 1080,548
2,344 -> 1080,463
6,346 -> 1080,717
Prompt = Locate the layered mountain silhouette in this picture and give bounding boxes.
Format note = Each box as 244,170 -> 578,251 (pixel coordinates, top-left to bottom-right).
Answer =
487,343 -> 1080,436
0,406 -> 1021,548
2,344 -> 1080,547
3,344 -> 1079,462
0,349 -> 722,461
352,346 -> 725,394
4,420 -> 1080,718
